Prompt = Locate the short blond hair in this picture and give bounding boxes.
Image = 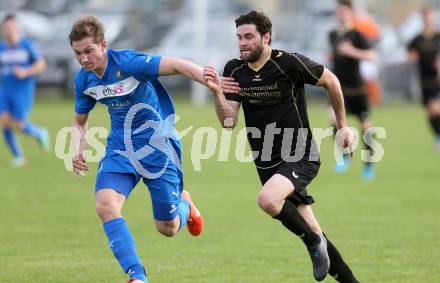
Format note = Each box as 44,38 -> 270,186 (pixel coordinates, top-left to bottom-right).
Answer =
68,16 -> 105,45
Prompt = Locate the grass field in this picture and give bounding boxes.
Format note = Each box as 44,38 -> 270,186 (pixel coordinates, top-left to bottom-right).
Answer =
0,96 -> 439,283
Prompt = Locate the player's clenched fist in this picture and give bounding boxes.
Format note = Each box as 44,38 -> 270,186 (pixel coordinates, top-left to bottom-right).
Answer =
337,127 -> 357,158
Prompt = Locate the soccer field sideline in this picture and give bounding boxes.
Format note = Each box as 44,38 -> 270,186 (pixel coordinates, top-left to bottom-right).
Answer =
0,99 -> 439,282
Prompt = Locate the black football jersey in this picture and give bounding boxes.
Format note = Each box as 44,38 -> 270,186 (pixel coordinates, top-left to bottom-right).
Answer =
408,33 -> 440,87
223,49 -> 324,168
329,28 -> 370,89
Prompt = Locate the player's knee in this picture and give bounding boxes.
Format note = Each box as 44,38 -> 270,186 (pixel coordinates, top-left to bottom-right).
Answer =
0,117 -> 12,128
257,190 -> 278,215
95,200 -> 120,221
156,221 -> 179,237
158,227 -> 178,237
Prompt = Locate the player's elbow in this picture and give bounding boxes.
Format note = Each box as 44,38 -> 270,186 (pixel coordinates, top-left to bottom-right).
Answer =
72,120 -> 86,131
36,58 -> 47,74
329,73 -> 341,90
40,59 -> 47,72
73,113 -> 88,128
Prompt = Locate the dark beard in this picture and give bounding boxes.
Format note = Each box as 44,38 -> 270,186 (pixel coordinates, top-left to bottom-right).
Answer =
241,43 -> 264,63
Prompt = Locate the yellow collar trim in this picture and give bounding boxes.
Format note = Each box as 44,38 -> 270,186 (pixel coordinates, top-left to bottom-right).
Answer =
248,47 -> 272,72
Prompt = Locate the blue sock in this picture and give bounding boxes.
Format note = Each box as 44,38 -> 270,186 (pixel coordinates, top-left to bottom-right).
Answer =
103,218 -> 147,281
23,122 -> 42,140
177,199 -> 190,230
3,128 -> 22,158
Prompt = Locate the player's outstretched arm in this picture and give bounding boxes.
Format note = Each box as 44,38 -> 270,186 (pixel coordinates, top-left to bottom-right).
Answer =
13,57 -> 46,79
71,113 -> 89,180
316,67 -> 355,153
337,41 -> 377,61
203,66 -> 240,129
159,56 -> 205,84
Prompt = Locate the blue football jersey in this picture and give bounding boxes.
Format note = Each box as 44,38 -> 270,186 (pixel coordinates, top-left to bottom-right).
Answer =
0,38 -> 42,97
74,49 -> 180,157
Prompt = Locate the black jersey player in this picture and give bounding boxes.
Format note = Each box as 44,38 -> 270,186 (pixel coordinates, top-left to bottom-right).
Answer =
204,10 -> 360,283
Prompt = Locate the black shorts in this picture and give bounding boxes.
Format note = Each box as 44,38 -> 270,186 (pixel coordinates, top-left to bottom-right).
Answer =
256,159 -> 320,207
422,86 -> 440,106
344,94 -> 369,122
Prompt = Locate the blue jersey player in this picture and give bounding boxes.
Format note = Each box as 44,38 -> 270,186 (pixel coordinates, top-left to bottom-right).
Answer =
69,16 -> 218,283
0,14 -> 49,167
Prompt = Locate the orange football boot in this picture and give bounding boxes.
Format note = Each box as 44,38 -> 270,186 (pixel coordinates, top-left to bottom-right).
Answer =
181,191 -> 203,236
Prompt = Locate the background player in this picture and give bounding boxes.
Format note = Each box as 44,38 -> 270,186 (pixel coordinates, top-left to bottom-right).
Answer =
408,6 -> 440,150
0,14 -> 49,167
328,0 -> 378,180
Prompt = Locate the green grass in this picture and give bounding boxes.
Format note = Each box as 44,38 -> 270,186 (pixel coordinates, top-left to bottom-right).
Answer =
0,97 -> 439,282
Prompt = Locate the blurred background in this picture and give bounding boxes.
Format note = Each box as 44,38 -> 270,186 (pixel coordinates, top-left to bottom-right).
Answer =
1,0 -> 440,103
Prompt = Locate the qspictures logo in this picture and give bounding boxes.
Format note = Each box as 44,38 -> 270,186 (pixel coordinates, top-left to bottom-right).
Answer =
54,103 -> 386,178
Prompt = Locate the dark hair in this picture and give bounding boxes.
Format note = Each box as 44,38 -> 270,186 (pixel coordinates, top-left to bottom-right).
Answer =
68,16 -> 105,45
338,0 -> 353,9
2,14 -> 16,25
235,11 -> 272,44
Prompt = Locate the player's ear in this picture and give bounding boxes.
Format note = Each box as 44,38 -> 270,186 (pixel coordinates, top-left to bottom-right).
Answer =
263,32 -> 270,45
101,39 -> 107,50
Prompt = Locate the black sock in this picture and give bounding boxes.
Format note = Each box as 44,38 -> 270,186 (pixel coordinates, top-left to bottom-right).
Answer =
273,200 -> 320,247
429,115 -> 440,136
324,234 -> 359,283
